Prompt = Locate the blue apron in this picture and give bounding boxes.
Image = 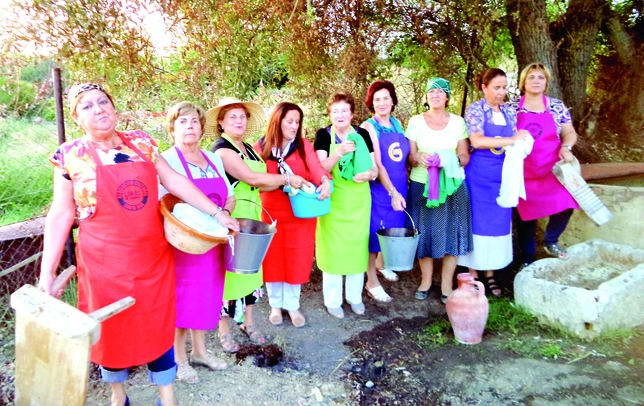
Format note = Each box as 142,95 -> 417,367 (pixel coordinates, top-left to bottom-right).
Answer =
464,109 -> 513,236
367,116 -> 410,251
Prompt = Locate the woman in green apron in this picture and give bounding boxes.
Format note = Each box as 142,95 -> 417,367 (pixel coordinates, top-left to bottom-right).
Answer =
207,98 -> 309,351
314,93 -> 378,318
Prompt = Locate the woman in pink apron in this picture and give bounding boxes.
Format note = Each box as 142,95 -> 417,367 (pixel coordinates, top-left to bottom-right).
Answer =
509,63 -> 579,266
160,102 -> 236,383
360,80 -> 410,303
39,85 -> 237,406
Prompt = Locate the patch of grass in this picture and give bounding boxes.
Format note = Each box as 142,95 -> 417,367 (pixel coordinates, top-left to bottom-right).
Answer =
418,318 -> 452,348
486,297 -> 541,335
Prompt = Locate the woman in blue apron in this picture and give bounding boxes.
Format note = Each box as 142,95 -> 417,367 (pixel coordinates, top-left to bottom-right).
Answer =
457,69 -> 529,296
360,80 -> 410,303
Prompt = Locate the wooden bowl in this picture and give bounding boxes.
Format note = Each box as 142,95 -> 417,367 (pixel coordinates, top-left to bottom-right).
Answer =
159,194 -> 232,254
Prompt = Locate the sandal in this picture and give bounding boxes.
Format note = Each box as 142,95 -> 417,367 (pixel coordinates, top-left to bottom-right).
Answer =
484,276 -> 502,297
176,360 -> 199,384
288,310 -> 306,328
240,324 -> 266,344
377,268 -> 399,282
218,332 -> 239,353
348,301 -> 365,315
269,308 -> 283,326
544,243 -> 568,259
191,352 -> 227,370
366,285 -> 393,303
326,306 -> 344,319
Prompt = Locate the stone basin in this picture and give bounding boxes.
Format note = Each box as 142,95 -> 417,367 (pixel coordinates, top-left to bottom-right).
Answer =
514,239 -> 644,339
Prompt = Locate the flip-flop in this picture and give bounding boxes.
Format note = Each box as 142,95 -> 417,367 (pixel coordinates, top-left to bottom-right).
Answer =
366,285 -> 393,303
377,268 -> 399,282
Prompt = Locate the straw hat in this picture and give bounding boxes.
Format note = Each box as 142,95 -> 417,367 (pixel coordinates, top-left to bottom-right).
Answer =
204,97 -> 266,139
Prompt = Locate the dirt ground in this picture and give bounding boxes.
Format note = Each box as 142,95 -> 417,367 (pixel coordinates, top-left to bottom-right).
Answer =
2,259 -> 644,406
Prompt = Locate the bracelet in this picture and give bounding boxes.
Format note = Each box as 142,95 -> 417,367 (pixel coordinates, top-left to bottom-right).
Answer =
387,187 -> 398,197
283,173 -> 290,186
321,176 -> 329,183
335,149 -> 343,158
211,206 -> 223,217
222,208 -> 231,215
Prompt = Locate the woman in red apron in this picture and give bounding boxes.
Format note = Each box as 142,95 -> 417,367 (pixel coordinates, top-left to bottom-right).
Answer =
38,84 -> 237,406
509,63 -> 579,266
161,102 -> 237,383
253,102 -> 332,327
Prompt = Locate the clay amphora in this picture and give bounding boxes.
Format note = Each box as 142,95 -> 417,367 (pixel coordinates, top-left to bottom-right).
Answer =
446,273 -> 489,344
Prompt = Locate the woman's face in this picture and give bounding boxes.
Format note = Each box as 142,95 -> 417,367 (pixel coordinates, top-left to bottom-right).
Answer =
219,107 -> 248,138
524,70 -> 548,95
329,101 -> 353,130
426,88 -> 448,110
173,111 -> 202,147
73,89 -> 117,135
482,75 -> 508,106
280,109 -> 301,142
372,88 -> 393,116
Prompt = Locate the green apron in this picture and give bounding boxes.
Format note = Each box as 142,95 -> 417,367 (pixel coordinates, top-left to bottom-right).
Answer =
222,135 -> 265,300
315,133 -> 371,275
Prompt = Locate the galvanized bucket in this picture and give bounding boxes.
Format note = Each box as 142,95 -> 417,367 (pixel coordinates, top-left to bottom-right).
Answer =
224,200 -> 277,274
376,210 -> 420,271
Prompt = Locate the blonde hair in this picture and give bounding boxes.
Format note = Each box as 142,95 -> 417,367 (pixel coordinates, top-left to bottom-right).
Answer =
518,63 -> 552,94
165,102 -> 207,134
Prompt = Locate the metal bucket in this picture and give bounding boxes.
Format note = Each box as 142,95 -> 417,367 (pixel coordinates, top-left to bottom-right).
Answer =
224,200 -> 277,274
376,210 -> 420,271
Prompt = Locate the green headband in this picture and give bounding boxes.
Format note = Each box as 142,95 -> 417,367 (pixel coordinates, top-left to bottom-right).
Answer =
425,77 -> 450,97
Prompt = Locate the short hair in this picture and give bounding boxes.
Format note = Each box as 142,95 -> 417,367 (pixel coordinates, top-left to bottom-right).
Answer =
474,68 -> 507,91
518,63 -> 552,94
365,80 -> 398,113
326,92 -> 355,114
165,101 -> 207,134
69,87 -> 116,117
217,103 -> 250,134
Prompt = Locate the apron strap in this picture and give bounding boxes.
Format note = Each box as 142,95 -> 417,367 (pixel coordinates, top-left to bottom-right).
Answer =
174,146 -> 195,180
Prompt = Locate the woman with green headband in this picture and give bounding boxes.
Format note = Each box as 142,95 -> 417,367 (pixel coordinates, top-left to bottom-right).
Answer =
406,77 -> 473,303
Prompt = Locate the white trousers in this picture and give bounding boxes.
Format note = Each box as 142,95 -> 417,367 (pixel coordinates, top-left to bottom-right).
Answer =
322,272 -> 364,308
266,282 -> 301,311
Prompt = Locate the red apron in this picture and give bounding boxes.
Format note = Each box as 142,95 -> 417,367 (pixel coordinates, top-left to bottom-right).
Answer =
516,95 -> 579,221
172,147 -> 228,330
78,134 -> 175,368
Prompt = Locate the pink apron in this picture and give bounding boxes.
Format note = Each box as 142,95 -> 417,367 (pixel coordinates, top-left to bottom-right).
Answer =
173,147 -> 228,330
516,95 -> 579,221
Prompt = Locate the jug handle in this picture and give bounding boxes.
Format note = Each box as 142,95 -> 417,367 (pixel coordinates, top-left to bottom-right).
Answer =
470,280 -> 485,298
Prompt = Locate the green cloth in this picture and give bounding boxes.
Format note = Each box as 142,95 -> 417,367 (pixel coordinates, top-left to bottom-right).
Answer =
423,149 -> 463,208
331,127 -> 373,180
425,77 -> 451,97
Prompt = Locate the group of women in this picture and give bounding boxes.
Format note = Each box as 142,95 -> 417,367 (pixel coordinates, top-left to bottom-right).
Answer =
37,62 -> 579,406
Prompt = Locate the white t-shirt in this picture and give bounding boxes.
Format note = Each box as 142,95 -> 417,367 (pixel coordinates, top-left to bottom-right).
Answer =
492,111 -> 507,126
405,113 -> 468,183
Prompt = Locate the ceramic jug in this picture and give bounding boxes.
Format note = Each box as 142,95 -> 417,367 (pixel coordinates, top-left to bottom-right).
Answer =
446,273 -> 489,344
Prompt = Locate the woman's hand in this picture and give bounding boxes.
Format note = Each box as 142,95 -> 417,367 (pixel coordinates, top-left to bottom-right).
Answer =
415,152 -> 433,168
512,129 -> 529,144
391,193 -> 406,211
336,140 -> 356,156
559,146 -> 574,162
289,174 -> 311,190
353,170 -> 373,183
317,179 -> 332,200
37,271 -> 65,298
215,211 -> 240,232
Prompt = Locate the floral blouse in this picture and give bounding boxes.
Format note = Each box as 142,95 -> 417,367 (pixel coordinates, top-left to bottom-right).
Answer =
508,97 -> 572,136
50,130 -> 160,220
464,99 -> 518,136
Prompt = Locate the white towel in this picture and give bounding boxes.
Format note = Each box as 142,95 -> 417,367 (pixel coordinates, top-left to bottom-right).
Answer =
496,135 -> 534,208
172,203 -> 229,237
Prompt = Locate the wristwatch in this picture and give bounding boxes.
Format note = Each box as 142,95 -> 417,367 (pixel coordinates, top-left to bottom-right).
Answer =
211,206 -> 223,217
563,145 -> 573,151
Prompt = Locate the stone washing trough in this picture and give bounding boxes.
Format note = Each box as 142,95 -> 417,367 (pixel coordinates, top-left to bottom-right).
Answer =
514,239 -> 644,339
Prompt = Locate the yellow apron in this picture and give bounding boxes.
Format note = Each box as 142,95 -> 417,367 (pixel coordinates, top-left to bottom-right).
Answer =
315,135 -> 371,275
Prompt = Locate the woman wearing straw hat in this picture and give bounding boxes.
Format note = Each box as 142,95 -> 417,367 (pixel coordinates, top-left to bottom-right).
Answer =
253,102 -> 332,328
406,78 -> 473,304
160,102 -> 236,383
314,92 -> 378,318
207,97 -> 309,351
39,84 -> 237,406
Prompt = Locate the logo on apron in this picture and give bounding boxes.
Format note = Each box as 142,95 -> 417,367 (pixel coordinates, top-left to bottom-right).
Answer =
208,192 -> 223,206
116,180 -> 149,211
526,123 -> 543,139
388,142 -> 403,162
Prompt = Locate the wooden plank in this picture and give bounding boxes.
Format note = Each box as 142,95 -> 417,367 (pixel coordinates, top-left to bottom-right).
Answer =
88,296 -> 135,323
0,217 -> 46,242
0,252 -> 42,278
50,265 -> 77,296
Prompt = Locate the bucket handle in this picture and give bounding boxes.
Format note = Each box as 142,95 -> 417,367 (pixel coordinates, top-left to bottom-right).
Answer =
235,198 -> 277,227
380,209 -> 416,232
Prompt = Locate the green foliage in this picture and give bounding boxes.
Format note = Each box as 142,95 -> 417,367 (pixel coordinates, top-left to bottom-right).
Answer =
0,77 -> 37,118
418,318 -> 453,348
486,297 -> 541,335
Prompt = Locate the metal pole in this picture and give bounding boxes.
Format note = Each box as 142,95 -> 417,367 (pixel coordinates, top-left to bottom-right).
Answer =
52,68 -> 76,268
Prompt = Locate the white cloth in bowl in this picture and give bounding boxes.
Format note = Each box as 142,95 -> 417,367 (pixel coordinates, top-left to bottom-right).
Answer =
172,203 -> 229,237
